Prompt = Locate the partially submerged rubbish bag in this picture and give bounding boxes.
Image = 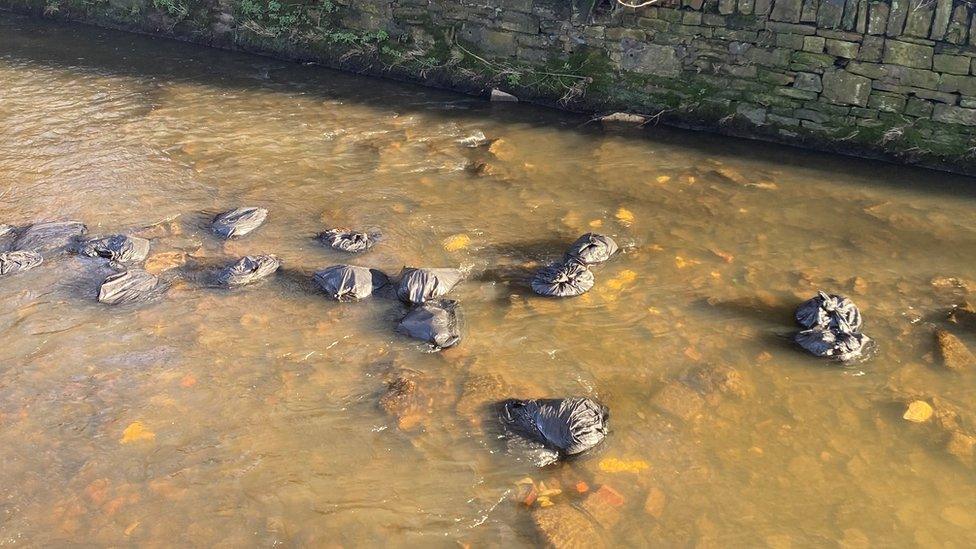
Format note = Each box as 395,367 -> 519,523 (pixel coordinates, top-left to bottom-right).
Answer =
794,291 -> 870,362
212,207 -> 268,238
0,251 -> 43,277
12,221 -> 87,254
76,234 -> 150,263
531,260 -> 594,297
564,233 -> 618,265
395,267 -> 462,304
314,264 -> 388,301
216,254 -> 280,287
396,299 -> 462,349
794,326 -> 872,362
499,397 -> 608,464
319,229 -> 379,253
795,290 -> 862,332
97,269 -> 159,305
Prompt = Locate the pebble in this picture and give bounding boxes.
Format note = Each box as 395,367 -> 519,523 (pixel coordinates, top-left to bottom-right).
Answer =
902,400 -> 933,423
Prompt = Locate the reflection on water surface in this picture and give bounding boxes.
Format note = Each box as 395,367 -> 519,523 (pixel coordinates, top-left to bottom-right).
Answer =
2,13 -> 976,547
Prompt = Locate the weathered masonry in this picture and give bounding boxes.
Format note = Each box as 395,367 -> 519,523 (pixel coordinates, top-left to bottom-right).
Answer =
4,0 -> 976,174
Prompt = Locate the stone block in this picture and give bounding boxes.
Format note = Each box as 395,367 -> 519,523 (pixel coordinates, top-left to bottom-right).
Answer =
886,0 -> 909,36
803,35 -> 826,52
847,61 -> 888,79
619,42 -> 682,77
796,107 -> 830,122
799,0 -> 817,21
776,32 -> 806,48
817,0 -> 845,28
771,0 -> 804,23
903,4 -> 934,38
736,102 -> 768,124
822,68 -> 873,106
905,97 -> 935,118
931,0 -> 953,40
960,97 -> 976,108
934,54 -> 971,75
867,91 -> 907,112
933,104 -> 976,125
858,35 -> 884,62
946,5 -> 969,45
740,0 -> 756,14
720,0 -> 737,14
939,74 -> 976,95
883,39 -> 933,69
767,21 -> 819,34
912,87 -> 958,103
867,1 -> 889,35
794,71 -> 824,91
850,106 -> 879,118
825,39 -> 859,58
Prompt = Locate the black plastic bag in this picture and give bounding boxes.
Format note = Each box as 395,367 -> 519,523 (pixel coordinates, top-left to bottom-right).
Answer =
396,299 -> 462,349
565,233 -> 618,265
0,251 -> 43,277
319,229 -> 379,253
531,260 -> 594,297
795,290 -> 862,331
76,234 -> 150,263
97,269 -> 159,305
395,267 -> 462,304
794,326 -> 871,362
12,221 -> 87,254
499,397 -> 608,461
212,207 -> 268,238
216,254 -> 280,287
314,265 -> 388,301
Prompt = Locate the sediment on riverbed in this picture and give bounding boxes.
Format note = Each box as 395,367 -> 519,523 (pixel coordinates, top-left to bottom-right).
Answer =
2,0 -> 976,175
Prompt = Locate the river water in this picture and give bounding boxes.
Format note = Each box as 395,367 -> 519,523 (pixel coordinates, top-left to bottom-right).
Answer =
2,13 -> 976,547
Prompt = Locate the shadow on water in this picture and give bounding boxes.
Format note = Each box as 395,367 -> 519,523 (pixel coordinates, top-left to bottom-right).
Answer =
2,12 -> 976,197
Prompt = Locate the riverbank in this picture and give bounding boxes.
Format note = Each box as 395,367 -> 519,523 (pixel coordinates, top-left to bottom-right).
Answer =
2,0 -> 976,175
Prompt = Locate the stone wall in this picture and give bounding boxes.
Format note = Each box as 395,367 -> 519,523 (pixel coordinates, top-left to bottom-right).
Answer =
4,0 -> 976,174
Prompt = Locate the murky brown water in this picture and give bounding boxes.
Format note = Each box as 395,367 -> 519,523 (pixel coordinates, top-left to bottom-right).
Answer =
3,13 -> 976,547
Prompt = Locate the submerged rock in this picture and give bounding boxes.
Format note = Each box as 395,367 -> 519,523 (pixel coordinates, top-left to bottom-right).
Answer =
12,221 -> 87,254
319,228 -> 379,253
794,327 -> 871,362
499,397 -> 608,466
458,131 -> 492,148
531,503 -> 605,549
935,328 -> 975,371
531,261 -> 594,297
795,291 -> 862,331
564,233 -> 618,265
0,251 -> 43,276
216,254 -> 280,287
76,234 -> 150,263
378,374 -> 431,431
395,267 -> 462,304
948,302 -> 976,330
397,299 -> 461,349
212,207 -> 267,238
97,269 -> 159,305
313,264 -> 387,301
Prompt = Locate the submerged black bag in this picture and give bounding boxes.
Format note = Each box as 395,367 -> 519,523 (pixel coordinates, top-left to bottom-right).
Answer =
794,326 -> 871,362
319,229 -> 380,253
212,207 -> 268,238
499,397 -> 608,461
564,233 -> 618,265
0,251 -> 43,276
216,255 -> 280,287
76,234 -> 150,263
314,265 -> 388,301
795,291 -> 862,332
531,260 -> 595,297
97,269 -> 160,305
395,267 -> 462,304
396,299 -> 462,349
